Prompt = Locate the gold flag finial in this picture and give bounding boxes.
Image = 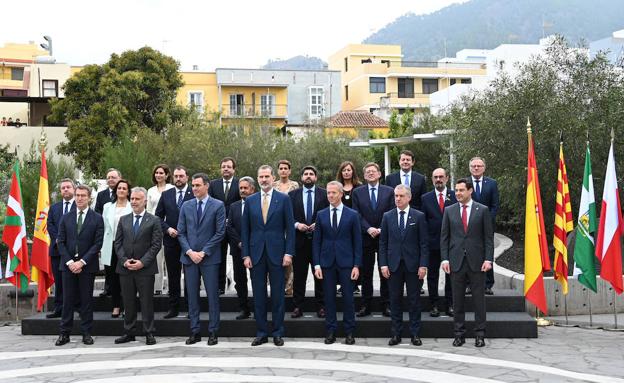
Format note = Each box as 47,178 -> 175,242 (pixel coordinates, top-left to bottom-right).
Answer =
526,117 -> 532,134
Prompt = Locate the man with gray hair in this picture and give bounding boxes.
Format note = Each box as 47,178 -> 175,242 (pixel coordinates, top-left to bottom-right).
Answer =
113,187 -> 163,345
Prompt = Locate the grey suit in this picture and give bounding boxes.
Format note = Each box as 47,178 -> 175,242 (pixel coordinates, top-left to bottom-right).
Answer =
114,211 -> 163,335
440,201 -> 493,338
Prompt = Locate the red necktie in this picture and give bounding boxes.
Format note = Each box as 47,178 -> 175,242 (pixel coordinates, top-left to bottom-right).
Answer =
438,192 -> 445,212
462,204 -> 468,233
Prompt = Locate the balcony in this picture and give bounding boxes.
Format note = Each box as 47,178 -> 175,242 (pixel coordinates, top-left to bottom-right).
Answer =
381,92 -> 431,108
222,103 -> 287,119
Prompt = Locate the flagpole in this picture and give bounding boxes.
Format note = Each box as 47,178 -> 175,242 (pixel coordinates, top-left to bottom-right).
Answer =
14,284 -> 18,322
579,287 -> 602,329
604,290 -> 624,332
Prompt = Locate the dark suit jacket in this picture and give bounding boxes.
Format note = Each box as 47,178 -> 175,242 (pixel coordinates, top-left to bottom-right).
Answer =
421,189 -> 457,251
471,176 -> 499,225
288,186 -> 329,246
57,209 -> 104,273
94,189 -> 112,215
241,190 -> 295,266
48,200 -> 75,258
227,199 -> 244,254
351,184 -> 395,246
440,201 -> 494,273
178,197 -> 226,266
209,177 -> 240,215
313,206 -> 362,269
386,171 -> 426,210
114,211 -> 163,275
155,186 -> 194,248
379,208 -> 429,273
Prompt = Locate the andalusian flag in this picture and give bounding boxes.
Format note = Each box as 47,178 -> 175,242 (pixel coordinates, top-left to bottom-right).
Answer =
573,144 -> 598,292
553,141 -> 573,294
31,150 -> 54,311
524,127 -> 550,314
595,139 -> 624,295
2,161 -> 30,292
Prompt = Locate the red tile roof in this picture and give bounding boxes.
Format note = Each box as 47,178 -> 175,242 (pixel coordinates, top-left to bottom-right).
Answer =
328,111 -> 388,128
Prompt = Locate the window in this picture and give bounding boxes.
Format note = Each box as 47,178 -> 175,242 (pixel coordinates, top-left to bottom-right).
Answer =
309,86 -> 324,119
260,94 -> 275,116
423,78 -> 439,94
189,91 -> 203,113
397,78 -> 414,98
369,77 -> 386,93
461,78 -> 472,84
344,85 -> 349,101
344,57 -> 348,72
450,78 -> 457,86
229,94 -> 244,116
11,67 -> 24,81
42,80 -> 58,97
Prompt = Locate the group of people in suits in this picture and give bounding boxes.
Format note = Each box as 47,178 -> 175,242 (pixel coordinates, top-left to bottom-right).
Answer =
47,150 -> 499,348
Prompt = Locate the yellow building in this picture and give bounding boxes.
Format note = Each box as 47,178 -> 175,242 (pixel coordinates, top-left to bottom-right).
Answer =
328,44 -> 486,117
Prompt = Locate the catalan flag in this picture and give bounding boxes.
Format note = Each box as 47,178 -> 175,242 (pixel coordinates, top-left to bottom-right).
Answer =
553,141 -> 573,294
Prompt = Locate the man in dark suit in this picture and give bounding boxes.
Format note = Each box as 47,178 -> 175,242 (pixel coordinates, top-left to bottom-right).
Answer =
379,184 -> 429,346
226,176 -> 255,320
55,185 -> 104,346
46,178 -> 76,318
469,157 -> 499,295
385,149 -> 426,211
289,165 -> 328,319
242,165 -> 295,347
421,168 -> 456,317
441,178 -> 494,348
178,173 -> 226,346
352,162 -> 395,317
155,165 -> 194,319
209,157 -> 241,294
95,168 -> 121,298
313,181 -> 361,345
114,187 -> 163,346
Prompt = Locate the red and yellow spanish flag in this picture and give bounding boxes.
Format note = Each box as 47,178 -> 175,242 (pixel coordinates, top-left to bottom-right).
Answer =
524,126 -> 550,314
31,150 -> 54,311
553,141 -> 573,294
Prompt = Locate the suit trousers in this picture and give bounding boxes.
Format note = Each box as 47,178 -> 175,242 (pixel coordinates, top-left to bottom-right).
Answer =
451,260 -> 487,338
120,273 -> 155,335
389,260 -> 423,337
185,262 -> 220,334
230,248 -> 249,311
60,270 -> 95,335
361,241 -> 389,309
163,243 -> 183,310
322,264 -> 355,334
293,239 -> 324,310
250,250 -> 286,337
219,236 -> 230,291
427,249 -> 452,308
51,256 -> 63,313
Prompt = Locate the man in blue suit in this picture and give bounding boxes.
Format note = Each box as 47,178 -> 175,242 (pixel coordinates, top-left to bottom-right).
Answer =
242,165 -> 295,347
46,178 -> 76,318
379,184 -> 429,346
385,150 -> 427,211
178,173 -> 226,346
469,157 -> 499,295
313,181 -> 361,345
55,185 -> 104,346
352,162 -> 395,317
421,168 -> 456,317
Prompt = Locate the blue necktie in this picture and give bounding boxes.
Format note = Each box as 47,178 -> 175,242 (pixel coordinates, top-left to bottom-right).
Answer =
306,189 -> 313,224
475,179 -> 481,200
63,201 -> 69,215
370,187 -> 377,210
177,190 -> 184,208
332,208 -> 338,230
197,200 -> 203,223
404,174 -> 409,186
399,210 -> 405,232
133,215 -> 141,235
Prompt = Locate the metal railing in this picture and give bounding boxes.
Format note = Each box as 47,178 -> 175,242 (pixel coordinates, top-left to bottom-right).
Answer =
361,59 -> 485,70
222,104 -> 288,118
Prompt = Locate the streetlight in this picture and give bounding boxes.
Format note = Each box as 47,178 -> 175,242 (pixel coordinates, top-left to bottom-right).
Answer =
40,35 -> 52,56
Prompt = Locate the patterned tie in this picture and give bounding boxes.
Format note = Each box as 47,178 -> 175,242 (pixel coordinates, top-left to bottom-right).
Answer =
403,174 -> 410,186
177,190 -> 184,208
462,205 -> 468,233
370,187 -> 377,210
474,179 -> 481,200
332,207 -> 338,230
64,201 -> 70,215
262,193 -> 269,224
399,210 -> 405,232
133,215 -> 141,235
224,180 -> 230,198
197,200 -> 203,223
438,192 -> 445,213
306,189 -> 313,224
77,211 -> 84,234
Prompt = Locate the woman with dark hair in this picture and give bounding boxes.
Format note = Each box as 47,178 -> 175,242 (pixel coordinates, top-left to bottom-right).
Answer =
336,161 -> 362,208
101,179 -> 132,318
147,164 -> 173,295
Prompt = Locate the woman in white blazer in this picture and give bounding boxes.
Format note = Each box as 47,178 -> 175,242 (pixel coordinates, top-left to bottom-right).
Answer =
101,179 -> 132,318
146,164 -> 173,295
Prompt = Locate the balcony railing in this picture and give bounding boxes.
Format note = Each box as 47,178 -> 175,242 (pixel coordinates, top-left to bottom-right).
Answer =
361,59 -> 485,70
222,103 -> 287,118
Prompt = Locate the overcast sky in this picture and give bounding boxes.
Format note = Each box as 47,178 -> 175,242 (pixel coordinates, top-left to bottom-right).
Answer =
2,0 -> 466,70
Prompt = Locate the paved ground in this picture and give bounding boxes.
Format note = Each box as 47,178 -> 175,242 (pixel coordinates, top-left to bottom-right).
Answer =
0,322 -> 622,383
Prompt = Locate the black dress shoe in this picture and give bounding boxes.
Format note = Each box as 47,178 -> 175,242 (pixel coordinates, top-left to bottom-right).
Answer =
382,307 -> 391,317
411,336 -> 422,346
324,332 -> 336,344
317,307 -> 326,318
485,288 -> 494,295
98,291 -> 111,297
154,290 -> 162,296
82,334 -> 94,345
163,310 -> 179,319
55,334 -> 70,346
111,312 -> 121,319
185,334 -> 201,345
146,333 -> 156,345
465,287 -> 472,295
251,336 -> 268,346
344,334 -> 355,345
475,336 -> 486,347
291,308 -> 303,318
452,337 -> 465,347
388,336 -> 402,346
429,306 -> 440,317
207,332 -> 218,346
218,289 -> 225,295
114,334 -> 136,344
236,310 -> 251,320
273,336 -> 284,346
446,307 -> 455,317
46,311 -> 62,319
356,307 -> 370,317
